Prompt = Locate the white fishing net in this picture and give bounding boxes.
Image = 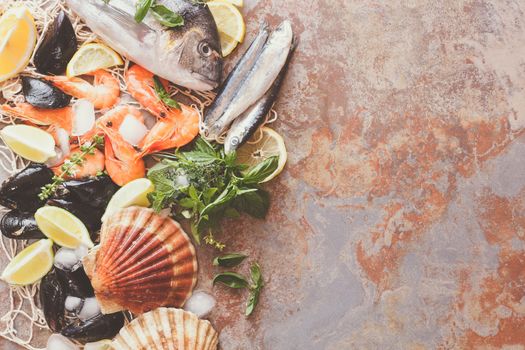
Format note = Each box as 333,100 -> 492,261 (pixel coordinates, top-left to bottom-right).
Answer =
0,0 -> 279,348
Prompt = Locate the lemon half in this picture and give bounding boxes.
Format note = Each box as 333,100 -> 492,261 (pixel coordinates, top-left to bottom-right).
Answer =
0,125 -> 56,163
236,127 -> 287,182
101,178 -> 154,222
35,206 -> 93,249
0,6 -> 37,82
66,43 -> 123,77
1,239 -> 54,285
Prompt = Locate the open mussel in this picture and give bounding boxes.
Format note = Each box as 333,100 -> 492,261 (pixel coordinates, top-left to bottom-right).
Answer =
47,175 -> 118,232
34,11 -> 77,75
0,163 -> 53,212
22,76 -> 72,109
0,210 -> 45,240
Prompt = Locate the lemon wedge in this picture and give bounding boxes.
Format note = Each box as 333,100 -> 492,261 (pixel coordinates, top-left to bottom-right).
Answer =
216,0 -> 243,7
218,32 -> 239,57
102,178 -> 154,222
208,1 -> 245,56
0,6 -> 37,82
66,43 -> 123,77
35,206 -> 93,249
0,125 -> 56,163
236,127 -> 287,182
1,239 -> 54,285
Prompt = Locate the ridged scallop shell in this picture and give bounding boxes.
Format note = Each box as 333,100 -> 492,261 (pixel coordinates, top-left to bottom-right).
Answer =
112,308 -> 218,350
83,207 -> 198,314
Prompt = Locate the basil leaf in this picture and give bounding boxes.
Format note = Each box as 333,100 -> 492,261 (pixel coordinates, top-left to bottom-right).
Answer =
242,156 -> 279,184
234,190 -> 270,219
224,207 -> 240,218
151,5 -> 185,27
194,137 -> 218,156
213,272 -> 249,289
135,0 -> 154,23
183,151 -> 218,164
246,263 -> 263,316
201,185 -> 237,216
213,253 -> 247,267
153,75 -> 181,110
178,197 -> 195,209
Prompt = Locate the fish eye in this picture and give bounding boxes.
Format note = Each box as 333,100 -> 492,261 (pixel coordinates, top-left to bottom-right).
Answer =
198,42 -> 212,57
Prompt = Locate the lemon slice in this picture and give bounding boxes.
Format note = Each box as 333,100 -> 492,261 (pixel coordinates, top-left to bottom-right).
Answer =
84,339 -> 113,350
208,1 -> 245,43
236,127 -> 287,182
101,178 -> 154,222
35,207 -> 93,249
66,43 -> 123,77
0,6 -> 37,82
0,125 -> 56,163
218,0 -> 243,7
219,31 -> 239,57
1,239 -> 54,285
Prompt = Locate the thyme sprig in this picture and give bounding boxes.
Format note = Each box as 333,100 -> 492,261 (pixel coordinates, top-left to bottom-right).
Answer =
38,135 -> 104,200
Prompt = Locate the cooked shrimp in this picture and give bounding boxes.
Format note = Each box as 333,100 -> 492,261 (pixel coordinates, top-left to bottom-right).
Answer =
46,70 -> 120,110
51,147 -> 105,179
104,136 -> 145,186
96,106 -> 146,185
125,64 -> 199,154
139,104 -> 199,156
125,64 -> 170,118
1,102 -> 73,133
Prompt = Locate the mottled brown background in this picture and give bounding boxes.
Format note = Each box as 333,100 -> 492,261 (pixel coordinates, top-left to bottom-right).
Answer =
3,0 -> 525,349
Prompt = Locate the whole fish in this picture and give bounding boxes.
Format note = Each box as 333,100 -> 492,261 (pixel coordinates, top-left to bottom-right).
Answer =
203,21 -> 294,139
203,23 -> 270,132
224,50 -> 293,153
65,0 -> 223,91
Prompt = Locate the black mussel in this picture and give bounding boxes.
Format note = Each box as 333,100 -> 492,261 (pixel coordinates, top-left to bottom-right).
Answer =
55,264 -> 94,298
0,163 -> 53,212
34,11 -> 77,75
54,175 -> 118,209
48,175 -> 118,231
40,270 -> 67,333
22,76 -> 72,109
0,210 -> 45,240
61,312 -> 125,343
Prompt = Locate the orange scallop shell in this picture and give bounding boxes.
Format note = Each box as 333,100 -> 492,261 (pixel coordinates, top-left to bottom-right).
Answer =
112,308 -> 218,350
83,207 -> 198,314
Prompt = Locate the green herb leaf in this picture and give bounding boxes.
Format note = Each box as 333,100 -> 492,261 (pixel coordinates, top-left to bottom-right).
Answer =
153,75 -> 181,110
242,156 -> 279,184
150,5 -> 185,27
201,185 -> 238,216
213,272 -> 249,289
183,151 -> 218,164
213,253 -> 248,267
234,190 -> 270,219
134,0 -> 154,23
194,138 -> 217,156
246,263 -> 263,316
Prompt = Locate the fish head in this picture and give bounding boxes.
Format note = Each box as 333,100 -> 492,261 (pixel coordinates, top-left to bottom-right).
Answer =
169,26 -> 223,91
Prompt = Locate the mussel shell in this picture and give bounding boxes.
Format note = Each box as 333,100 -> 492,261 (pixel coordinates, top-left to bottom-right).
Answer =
55,264 -> 95,298
40,269 -> 67,333
22,76 -> 72,109
61,312 -> 125,343
34,11 -> 77,75
47,175 -> 118,232
0,210 -> 45,240
0,164 -> 53,212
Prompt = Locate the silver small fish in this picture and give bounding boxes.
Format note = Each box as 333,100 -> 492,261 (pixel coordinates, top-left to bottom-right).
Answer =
66,0 -> 223,91
224,49 -> 293,154
203,21 -> 294,139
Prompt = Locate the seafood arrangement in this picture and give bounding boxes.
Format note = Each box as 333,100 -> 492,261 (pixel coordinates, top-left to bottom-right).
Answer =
0,0 -> 295,348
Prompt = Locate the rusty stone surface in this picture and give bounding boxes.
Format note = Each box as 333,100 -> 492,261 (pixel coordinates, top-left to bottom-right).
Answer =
3,0 -> 525,349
